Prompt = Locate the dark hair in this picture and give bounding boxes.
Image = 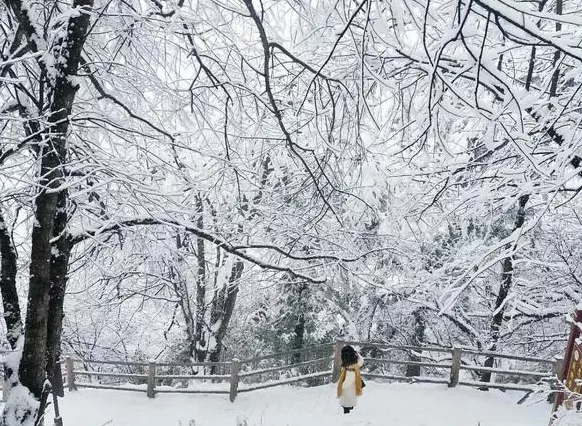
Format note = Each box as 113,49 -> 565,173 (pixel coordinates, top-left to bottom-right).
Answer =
341,345 -> 358,367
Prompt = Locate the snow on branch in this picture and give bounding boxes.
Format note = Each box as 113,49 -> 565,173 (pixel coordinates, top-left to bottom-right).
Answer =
438,205 -> 541,315
68,217 -> 328,283
230,243 -> 393,264
2,0 -> 47,53
0,51 -> 42,68
242,0 -> 351,225
476,0 -> 582,62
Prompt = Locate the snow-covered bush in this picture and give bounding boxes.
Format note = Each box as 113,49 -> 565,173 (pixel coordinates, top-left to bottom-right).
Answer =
551,407 -> 582,426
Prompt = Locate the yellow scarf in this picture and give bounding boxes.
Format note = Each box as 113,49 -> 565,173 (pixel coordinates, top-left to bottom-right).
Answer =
336,364 -> 363,398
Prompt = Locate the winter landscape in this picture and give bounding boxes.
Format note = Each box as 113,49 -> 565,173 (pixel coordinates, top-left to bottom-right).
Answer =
2,0 -> 582,425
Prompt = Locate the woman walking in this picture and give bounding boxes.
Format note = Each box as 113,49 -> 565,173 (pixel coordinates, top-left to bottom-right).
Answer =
337,345 -> 364,414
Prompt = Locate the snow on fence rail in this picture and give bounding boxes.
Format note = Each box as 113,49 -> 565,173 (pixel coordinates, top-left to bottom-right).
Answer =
61,341 -> 560,402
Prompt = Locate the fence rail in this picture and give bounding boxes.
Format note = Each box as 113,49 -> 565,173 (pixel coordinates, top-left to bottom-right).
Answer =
59,341 -> 560,402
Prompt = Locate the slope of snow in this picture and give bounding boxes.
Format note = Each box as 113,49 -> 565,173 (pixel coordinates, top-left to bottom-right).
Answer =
45,382 -> 551,426
43,382 -> 550,426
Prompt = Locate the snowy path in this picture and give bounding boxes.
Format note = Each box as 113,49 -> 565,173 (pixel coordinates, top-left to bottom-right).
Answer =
48,382 -> 551,426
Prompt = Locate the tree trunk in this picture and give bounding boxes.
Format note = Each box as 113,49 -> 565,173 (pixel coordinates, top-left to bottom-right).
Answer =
292,314 -> 306,364
19,140 -> 63,399
208,259 -> 243,370
194,195 -> 207,363
480,195 -> 529,385
549,0 -> 562,98
0,211 -> 22,398
1,2 -> 94,424
406,308 -> 426,377
46,190 -> 71,386
0,211 -> 22,350
524,0 -> 548,91
291,283 -> 308,364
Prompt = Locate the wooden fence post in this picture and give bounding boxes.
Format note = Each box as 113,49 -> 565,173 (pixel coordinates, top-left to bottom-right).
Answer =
449,347 -> 462,388
546,357 -> 565,405
553,357 -> 564,377
332,341 -> 344,383
230,359 -> 240,403
65,356 -> 76,391
147,361 -> 156,398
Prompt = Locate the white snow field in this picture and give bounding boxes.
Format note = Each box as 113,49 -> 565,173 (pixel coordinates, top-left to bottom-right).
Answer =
46,382 -> 552,426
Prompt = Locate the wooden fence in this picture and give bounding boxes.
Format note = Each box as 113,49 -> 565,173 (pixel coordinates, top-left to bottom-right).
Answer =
61,341 -> 560,402
341,341 -> 560,393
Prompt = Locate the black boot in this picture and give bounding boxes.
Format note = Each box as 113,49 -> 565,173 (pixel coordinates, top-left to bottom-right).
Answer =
343,407 -> 353,414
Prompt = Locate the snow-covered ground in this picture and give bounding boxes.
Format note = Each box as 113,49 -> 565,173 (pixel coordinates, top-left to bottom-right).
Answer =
44,382 -> 551,426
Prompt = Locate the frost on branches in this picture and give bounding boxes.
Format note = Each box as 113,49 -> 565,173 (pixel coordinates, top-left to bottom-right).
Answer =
2,0 -> 582,424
